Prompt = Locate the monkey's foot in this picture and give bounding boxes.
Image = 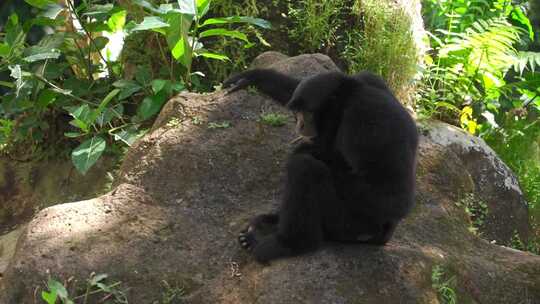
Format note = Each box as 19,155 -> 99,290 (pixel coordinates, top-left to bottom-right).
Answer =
238,226 -> 258,251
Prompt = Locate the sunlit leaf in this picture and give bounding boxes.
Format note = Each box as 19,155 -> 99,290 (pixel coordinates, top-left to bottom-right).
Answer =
112,126 -> 142,146
23,50 -> 61,62
199,28 -> 249,42
198,52 -> 229,61
197,0 -> 211,18
40,3 -> 65,19
107,9 -> 127,32
72,136 -> 107,175
178,0 -> 197,15
201,16 -> 271,29
131,16 -> 170,31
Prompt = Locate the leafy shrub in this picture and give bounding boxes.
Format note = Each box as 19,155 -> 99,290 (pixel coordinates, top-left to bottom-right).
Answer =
420,0 -> 540,252
342,0 -> 417,97
0,0 -> 269,174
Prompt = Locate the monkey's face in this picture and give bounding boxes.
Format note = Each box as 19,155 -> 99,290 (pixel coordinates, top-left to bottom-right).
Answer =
294,112 -> 317,139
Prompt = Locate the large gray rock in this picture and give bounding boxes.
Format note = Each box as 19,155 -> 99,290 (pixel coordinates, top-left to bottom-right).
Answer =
1,53 -> 539,304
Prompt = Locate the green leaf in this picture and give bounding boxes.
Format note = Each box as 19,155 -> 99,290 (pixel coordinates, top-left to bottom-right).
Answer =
132,0 -> 163,14
97,104 -> 123,126
131,16 -> 170,32
65,104 -> 92,132
112,126 -> 141,146
151,79 -> 170,93
5,14 -> 25,48
510,7 -> 534,41
172,82 -> 186,92
41,290 -> 57,304
96,89 -> 120,117
72,136 -> 107,175
24,0 -> 56,9
108,9 -> 127,32
40,4 -> 65,19
197,0 -> 211,18
0,43 -> 9,57
64,132 -> 84,138
201,16 -> 271,29
178,0 -> 197,15
113,80 -> 142,100
84,4 -> 114,16
199,28 -> 249,43
135,66 -> 152,87
23,50 -> 61,62
198,52 -> 229,61
37,89 -> 58,108
92,37 -> 109,50
138,91 -> 168,120
89,273 -> 108,286
47,279 -> 69,300
164,12 -> 193,67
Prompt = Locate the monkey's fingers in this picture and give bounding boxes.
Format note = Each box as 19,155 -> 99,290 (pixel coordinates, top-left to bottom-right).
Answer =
225,78 -> 251,94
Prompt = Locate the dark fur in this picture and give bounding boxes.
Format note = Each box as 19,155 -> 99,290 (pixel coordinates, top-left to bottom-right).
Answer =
224,69 -> 418,262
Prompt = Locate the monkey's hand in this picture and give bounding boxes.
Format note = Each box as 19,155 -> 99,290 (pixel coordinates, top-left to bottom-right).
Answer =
223,70 -> 256,94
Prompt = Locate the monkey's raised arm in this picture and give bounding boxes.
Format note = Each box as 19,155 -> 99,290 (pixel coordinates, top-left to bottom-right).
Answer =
223,69 -> 300,106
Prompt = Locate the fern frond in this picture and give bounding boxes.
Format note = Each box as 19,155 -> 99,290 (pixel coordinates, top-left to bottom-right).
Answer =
440,18 -> 521,74
513,51 -> 540,75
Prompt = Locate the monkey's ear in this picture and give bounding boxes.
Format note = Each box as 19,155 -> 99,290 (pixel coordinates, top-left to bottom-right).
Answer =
287,72 -> 346,111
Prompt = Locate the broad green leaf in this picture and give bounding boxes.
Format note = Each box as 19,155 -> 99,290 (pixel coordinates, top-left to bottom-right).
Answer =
199,28 -> 249,43
64,132 -> 84,138
172,82 -> 186,92
112,126 -> 141,146
131,16 -> 170,32
198,52 -> 229,61
108,9 -> 127,32
24,0 -> 56,9
5,14 -> 25,48
72,136 -> 107,175
197,0 -> 211,18
151,79 -> 170,93
510,7 -> 534,40
0,44 -> 9,57
171,37 -> 192,65
96,89 -> 120,117
138,91 -> 168,120
41,290 -> 57,304
83,4 -> 114,16
23,50 -> 61,62
135,66 -> 152,87
37,89 -> 58,108
92,37 -> 109,50
65,104 -> 92,131
38,33 -> 65,49
47,279 -> 69,300
132,0 -> 163,14
96,104 -> 123,126
201,16 -> 271,29
164,12 -> 193,67
113,80 -> 142,100
178,0 -> 197,15
40,4 -> 65,19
